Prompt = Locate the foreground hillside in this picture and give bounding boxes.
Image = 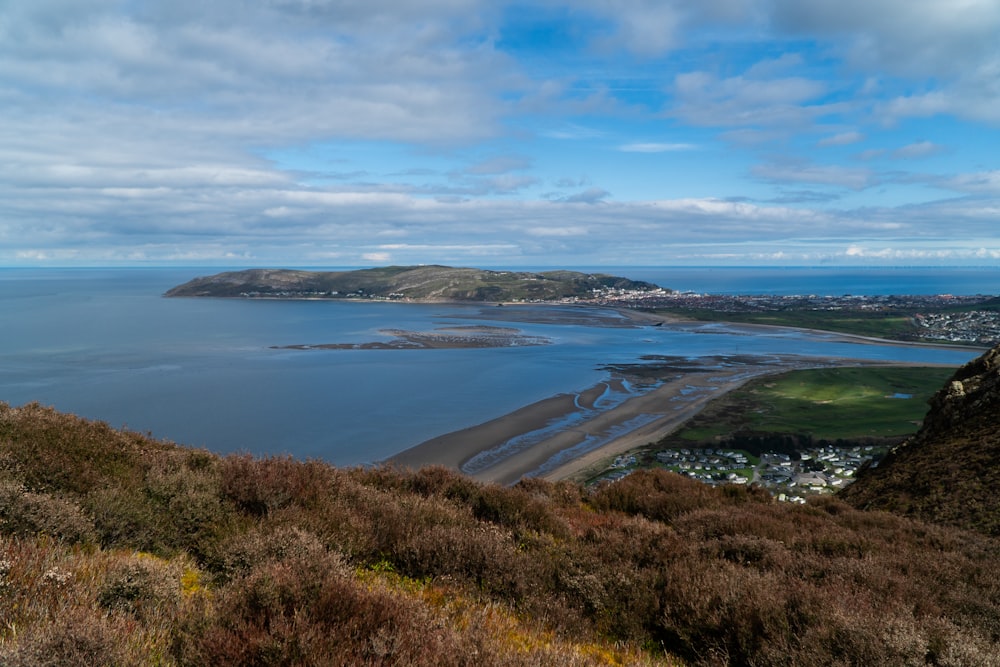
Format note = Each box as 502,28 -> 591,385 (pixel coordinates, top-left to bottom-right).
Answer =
2,403 -> 1000,665
164,265 -> 661,301
841,344 -> 1000,535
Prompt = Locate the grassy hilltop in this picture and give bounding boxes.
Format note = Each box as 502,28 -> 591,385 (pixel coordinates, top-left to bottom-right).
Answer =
3,382 -> 1000,664
164,265 -> 662,302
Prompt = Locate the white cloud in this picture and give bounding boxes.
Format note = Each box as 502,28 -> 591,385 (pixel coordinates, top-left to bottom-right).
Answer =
770,0 -> 1000,125
935,170 -> 1000,195
752,162 -> 877,190
818,131 -> 864,147
2,0 -> 999,267
618,142 -> 696,153
890,141 -> 944,160
561,188 -> 610,204
856,149 -> 886,161
770,0 -> 1000,78
844,244 -> 1000,261
460,156 -> 532,175
2,175 -> 997,265
671,67 -> 833,129
560,0 -> 759,56
525,226 -> 589,237
591,1 -> 683,56
0,0 -> 513,148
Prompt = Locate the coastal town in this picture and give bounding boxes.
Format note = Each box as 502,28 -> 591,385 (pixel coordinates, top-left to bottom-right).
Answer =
572,285 -> 1000,346
601,442 -> 886,503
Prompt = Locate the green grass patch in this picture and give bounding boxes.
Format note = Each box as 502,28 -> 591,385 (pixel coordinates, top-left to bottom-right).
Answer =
673,366 -> 955,441
676,424 -> 731,441
658,308 -> 921,340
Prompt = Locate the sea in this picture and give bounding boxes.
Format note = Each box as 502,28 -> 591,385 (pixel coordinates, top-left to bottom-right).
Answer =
1,266 -> 995,466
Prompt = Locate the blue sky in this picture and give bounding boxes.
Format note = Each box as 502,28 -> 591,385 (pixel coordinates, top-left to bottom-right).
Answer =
2,0 -> 1000,267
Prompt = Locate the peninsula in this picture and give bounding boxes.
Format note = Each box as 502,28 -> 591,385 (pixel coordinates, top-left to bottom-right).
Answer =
164,265 -> 665,302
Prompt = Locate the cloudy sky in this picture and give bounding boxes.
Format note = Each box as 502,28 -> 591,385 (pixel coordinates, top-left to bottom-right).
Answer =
3,0 -> 1000,267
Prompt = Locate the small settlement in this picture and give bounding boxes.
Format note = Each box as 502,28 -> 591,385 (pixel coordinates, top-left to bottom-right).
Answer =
599,443 -> 885,503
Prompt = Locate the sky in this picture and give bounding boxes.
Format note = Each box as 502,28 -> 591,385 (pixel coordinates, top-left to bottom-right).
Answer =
2,0 -> 1000,268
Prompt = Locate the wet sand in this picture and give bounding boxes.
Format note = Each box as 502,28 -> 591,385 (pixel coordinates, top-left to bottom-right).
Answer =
387,383 -> 608,473
272,325 -> 550,350
468,370 -> 760,486
387,356 -> 870,486
385,306 -> 970,486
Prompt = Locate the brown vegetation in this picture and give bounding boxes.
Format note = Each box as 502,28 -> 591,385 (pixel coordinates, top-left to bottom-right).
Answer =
842,344 -> 1000,536
2,401 -> 1000,665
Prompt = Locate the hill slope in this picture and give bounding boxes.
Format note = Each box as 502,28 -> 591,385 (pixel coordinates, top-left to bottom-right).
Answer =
3,402 -> 1000,665
841,343 -> 1000,535
164,265 -> 663,301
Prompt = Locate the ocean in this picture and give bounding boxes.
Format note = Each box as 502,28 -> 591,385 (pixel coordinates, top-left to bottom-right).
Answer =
0,267 -> 992,465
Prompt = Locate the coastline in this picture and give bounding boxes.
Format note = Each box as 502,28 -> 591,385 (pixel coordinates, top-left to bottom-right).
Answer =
387,305 -> 971,486
387,353 -> 929,486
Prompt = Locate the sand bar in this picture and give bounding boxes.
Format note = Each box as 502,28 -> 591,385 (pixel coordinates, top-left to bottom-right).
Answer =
387,355 -> 879,486
388,383 -> 607,472
386,306 -> 973,485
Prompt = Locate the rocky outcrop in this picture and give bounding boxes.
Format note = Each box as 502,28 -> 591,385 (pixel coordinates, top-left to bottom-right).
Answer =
917,345 -> 1000,440
840,344 -> 1000,535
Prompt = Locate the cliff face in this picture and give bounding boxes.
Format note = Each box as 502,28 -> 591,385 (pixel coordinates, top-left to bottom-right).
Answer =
840,344 -> 1000,535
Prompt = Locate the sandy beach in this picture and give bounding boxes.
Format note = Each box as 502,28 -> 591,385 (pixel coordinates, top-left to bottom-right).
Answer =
386,353 -> 874,486
386,306 -> 970,486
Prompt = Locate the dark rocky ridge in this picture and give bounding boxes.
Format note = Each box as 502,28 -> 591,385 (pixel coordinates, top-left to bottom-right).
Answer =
841,343 -> 1000,535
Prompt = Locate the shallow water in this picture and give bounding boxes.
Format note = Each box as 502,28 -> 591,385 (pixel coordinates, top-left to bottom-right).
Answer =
0,268 -> 983,465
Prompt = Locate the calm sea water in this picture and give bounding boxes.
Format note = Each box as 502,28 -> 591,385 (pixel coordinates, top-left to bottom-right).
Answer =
0,267 -> 991,465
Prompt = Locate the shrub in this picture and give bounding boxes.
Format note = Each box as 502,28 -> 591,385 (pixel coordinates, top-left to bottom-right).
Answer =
175,546 -> 472,667
589,469 -> 764,523
0,608 -> 125,667
219,455 -> 334,517
98,554 -> 182,620
0,480 -> 97,544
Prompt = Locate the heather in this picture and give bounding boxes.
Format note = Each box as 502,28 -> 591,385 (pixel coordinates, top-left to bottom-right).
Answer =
2,402 -> 999,665
841,344 -> 1000,536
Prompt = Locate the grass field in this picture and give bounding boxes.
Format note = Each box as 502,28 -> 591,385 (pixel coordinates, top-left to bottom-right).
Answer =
660,308 -> 921,340
674,366 -> 956,442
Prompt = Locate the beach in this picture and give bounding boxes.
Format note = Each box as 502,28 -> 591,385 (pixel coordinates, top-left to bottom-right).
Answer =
387,354 -> 883,485
387,307 -> 971,486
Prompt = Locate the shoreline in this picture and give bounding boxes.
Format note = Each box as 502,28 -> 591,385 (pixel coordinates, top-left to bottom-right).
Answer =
610,306 -> 988,353
386,305 -> 972,486
387,351 -> 938,486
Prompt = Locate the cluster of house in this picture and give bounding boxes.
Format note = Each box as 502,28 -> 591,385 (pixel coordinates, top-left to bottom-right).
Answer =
754,446 -> 880,503
598,444 -> 884,503
914,310 -> 1000,344
653,447 -> 751,484
576,290 -> 998,345
239,289 -> 406,300
587,290 -> 993,315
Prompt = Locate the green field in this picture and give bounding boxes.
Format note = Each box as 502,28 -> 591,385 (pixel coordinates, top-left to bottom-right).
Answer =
654,299 -> 1000,343
658,308 -> 921,340
673,366 -> 956,442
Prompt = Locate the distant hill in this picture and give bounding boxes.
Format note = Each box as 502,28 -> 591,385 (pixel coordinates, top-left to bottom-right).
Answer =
841,343 -> 1000,535
164,265 -> 663,302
